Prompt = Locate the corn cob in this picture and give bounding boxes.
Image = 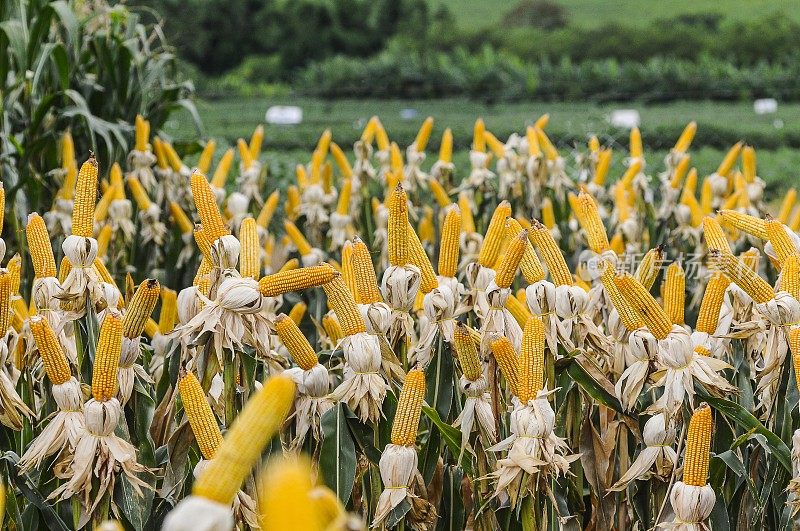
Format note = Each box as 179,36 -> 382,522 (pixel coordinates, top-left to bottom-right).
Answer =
351,237 -> 382,304
484,131 -> 506,158
72,155 -> 99,237
530,219 -> 572,286
791,329 -> 800,391
711,250 -> 774,304
535,113 -> 549,129
59,257 -> 72,284
336,179 -> 352,216
696,273 -> 731,334
588,135 -> 600,153
163,142 -> 184,172
157,288 -> 177,334
62,130 -> 75,168
473,119 -> 486,152
526,126 -> 541,157
248,125 -> 264,161
766,219 -> 797,262
26,213 -> 56,278
614,183 -> 633,223
178,371 -> 223,460
168,201 -> 194,235
702,216 -> 731,254
6,255 -> 20,296
275,314 -> 318,370
429,178 -> 452,208
495,230 -> 527,289
407,221 -> 438,293
153,138 -> 169,169
341,241 -> 358,302
285,185 -> 301,220
578,191 -> 610,254
256,190 -> 280,229
196,140 -> 216,175
778,188 -> 797,224
780,254 -> 800,299
390,369 -> 426,447
330,142 -> 353,178
609,232 -> 625,255
669,156 -> 691,189
518,316 -> 545,403
634,246 -> 663,290
619,161 -> 642,190
284,220 -> 313,257
505,292 -> 532,328
236,138 -> 254,170
458,192 -> 476,233
97,224 -> 112,258
322,313 -> 343,345
740,248 -> 760,272
680,190 -> 704,227
94,184 -> 116,223
0,270 -> 9,335
123,279 -> 160,339
541,197 -> 556,229
109,163 -> 126,201
683,167 -> 698,196
567,193 -> 584,226
717,142 -> 743,177
439,128 -> 453,163
289,302 -> 306,325
629,127 -> 643,159
322,274 -> 366,336
419,209 -> 436,246
453,323 -> 482,381
258,456 -> 318,531
92,311 -> 123,401
491,336 -> 519,396
683,403 -> 713,486
127,176 -> 151,211
193,374 -> 295,505
191,171 -> 229,243
438,206 -> 461,278
388,185 -> 409,266
478,201 -> 512,268
699,178 -> 714,214
390,143 -> 403,173
29,316 -> 71,385
614,272 -> 672,340
536,128 -> 559,160
259,264 -> 336,297
718,209 -> 768,240
58,162 -> 77,200
193,225 -> 213,263
593,149 -> 612,186
209,148 -> 234,190
238,217 -> 260,280
375,119 -> 389,151
674,121 -> 697,153
662,262 -> 686,326
414,117 -> 434,151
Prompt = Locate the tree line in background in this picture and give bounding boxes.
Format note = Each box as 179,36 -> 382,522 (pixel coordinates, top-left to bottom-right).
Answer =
129,0 -> 800,102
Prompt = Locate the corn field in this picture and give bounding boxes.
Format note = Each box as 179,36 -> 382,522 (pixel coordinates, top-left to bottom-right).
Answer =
0,111 -> 799,531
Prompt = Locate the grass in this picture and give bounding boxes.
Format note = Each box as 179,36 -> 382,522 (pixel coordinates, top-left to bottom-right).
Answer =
428,0 -> 800,30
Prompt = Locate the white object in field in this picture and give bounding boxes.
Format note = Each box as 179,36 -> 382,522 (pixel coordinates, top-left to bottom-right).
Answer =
609,109 -> 641,129
265,106 -> 303,125
754,98 -> 778,115
400,108 -> 419,120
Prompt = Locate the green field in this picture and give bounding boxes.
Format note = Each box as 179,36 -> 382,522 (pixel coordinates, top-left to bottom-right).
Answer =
429,0 -> 800,29
164,97 -> 800,192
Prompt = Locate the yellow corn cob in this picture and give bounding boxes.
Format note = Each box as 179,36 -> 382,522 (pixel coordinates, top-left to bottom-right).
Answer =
197,140 -> 216,175
429,177 -> 452,208
491,336 -> 519,396
352,237 -> 382,304
534,113 -> 549,129
58,257 -> 72,284
62,130 -> 75,169
322,313 -> 343,344
614,272 -> 672,339
278,258 -> 299,273
629,127 -> 643,159
518,316 -> 545,403
740,248 -> 760,272
710,250 -> 774,304
495,230 -> 528,289
127,176 -> 151,211
57,161 -> 78,200
289,302 -> 307,325
191,171 -> 229,242
634,246 -> 663,290
210,148 -> 234,189
718,209 -> 768,240
329,142 -> 353,178
683,167 -> 698,196
790,329 -> 800,392
779,188 -> 797,224
670,156 -> 691,189
284,220 -> 313,257
193,374 -> 296,505
539,198 -> 556,230
530,219 -> 572,286
29,316 -> 71,385
458,192 -> 476,233
663,262 -> 686,326
414,117 -> 434,151
716,142 -> 743,177
385,170 -> 401,192
239,217 -> 260,280
237,138 -> 254,170
473,119 -> 486,152
680,191 -> 704,227
390,369 -> 426,447
407,221 -> 438,293
93,184 -> 116,223
588,135 -> 600,153
361,117 -> 378,144
285,185 -> 301,220
109,163 -> 126,201
152,137 -> 168,169
526,126 -> 541,157
249,125 -> 264,161
453,323 -> 481,380
439,128 -> 453,163
390,143 -> 403,173
674,121 -> 697,153
578,191 -> 610,254
419,207 -> 435,245
696,273 -> 731,334
699,178 -> 714,214
478,201 -> 512,268
336,179 -> 352,216
275,314 -> 318,370
193,225 -> 213,263
702,216 -> 731,254
316,129 -> 332,157
766,219 -> 797,262
258,456 -> 319,531
26,213 -> 56,278
256,190 -> 280,230
322,273 -> 366,336
178,371 -> 223,460
388,185 -> 409,266
505,292 -> 532,328
123,279 -> 160,338
609,232 -> 625,255
162,142 -> 183,172
484,131 -> 506,158
438,206 -> 461,278
535,128 -> 558,160
259,264 -> 336,297
780,254 -> 800,299
92,311 -> 122,401
375,119 -> 389,151
72,155 -> 99,237
323,162 -> 334,194
740,146 -> 755,184
593,149 -> 612,186
158,288 -> 177,334
683,403 -> 713,486
97,224 -> 112,258
134,115 -> 149,152
168,201 -> 193,235
341,241 -> 358,302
